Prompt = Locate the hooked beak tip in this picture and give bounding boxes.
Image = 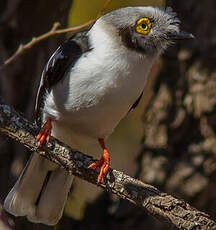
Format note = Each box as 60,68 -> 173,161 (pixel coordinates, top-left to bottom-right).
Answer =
168,31 -> 195,40
183,32 -> 195,39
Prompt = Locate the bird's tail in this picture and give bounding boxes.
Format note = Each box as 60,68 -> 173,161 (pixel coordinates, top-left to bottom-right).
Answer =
4,153 -> 73,225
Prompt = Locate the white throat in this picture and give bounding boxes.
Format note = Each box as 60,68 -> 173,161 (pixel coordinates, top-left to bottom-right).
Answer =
44,19 -> 157,148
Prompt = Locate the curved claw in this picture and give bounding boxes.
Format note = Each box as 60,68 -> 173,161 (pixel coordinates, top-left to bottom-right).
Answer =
89,139 -> 110,183
37,118 -> 52,146
89,156 -> 110,183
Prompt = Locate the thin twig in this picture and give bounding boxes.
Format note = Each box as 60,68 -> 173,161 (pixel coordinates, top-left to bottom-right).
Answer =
0,19 -> 95,71
97,0 -> 112,17
0,0 -> 112,72
0,102 -> 215,230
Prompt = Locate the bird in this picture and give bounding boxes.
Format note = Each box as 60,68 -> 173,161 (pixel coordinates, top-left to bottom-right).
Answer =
4,6 -> 194,226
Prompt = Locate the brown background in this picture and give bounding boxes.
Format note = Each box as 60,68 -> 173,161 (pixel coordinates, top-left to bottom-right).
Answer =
0,0 -> 216,229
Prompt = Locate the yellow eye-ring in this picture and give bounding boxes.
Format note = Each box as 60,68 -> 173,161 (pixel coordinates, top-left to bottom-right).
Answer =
135,17 -> 152,35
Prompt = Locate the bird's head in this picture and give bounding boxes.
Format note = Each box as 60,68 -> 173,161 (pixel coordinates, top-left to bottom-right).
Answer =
99,6 -> 194,56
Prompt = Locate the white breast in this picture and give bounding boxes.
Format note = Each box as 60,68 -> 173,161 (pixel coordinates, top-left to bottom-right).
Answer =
43,19 -> 155,147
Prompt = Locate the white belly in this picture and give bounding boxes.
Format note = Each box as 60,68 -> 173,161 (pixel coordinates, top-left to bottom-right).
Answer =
44,44 -> 153,146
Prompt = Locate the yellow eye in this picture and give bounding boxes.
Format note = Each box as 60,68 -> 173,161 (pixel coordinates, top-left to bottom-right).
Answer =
136,17 -> 152,35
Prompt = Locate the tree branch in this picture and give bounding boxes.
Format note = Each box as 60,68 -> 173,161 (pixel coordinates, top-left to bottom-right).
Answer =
0,101 -> 215,230
0,19 -> 95,71
0,0 -> 113,72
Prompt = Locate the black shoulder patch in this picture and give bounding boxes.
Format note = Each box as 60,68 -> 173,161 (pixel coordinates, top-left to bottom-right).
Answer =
35,31 -> 91,125
129,92 -> 143,111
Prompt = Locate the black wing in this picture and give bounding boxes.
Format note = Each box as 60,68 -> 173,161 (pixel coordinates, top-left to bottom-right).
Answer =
35,31 -> 91,125
129,92 -> 143,111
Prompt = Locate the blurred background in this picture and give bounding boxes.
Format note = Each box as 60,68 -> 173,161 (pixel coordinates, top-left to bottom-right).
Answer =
0,0 -> 216,229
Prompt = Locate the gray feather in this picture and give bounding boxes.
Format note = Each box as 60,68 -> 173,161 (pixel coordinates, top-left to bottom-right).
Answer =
4,6 -> 193,226
4,154 -> 73,225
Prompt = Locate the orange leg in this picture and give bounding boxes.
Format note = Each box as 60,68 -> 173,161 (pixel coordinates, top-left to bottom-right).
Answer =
89,138 -> 110,183
37,118 -> 52,146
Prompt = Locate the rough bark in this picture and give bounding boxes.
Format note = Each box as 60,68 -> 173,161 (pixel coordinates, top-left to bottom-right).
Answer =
134,1 -> 216,229
0,102 -> 215,230
1,1 -> 216,230
0,0 -> 72,229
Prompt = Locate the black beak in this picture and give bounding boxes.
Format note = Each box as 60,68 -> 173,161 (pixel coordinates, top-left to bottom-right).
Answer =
168,31 -> 195,40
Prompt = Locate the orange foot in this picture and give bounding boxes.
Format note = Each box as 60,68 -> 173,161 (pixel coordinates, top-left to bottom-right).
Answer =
37,118 -> 52,146
89,138 -> 110,183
